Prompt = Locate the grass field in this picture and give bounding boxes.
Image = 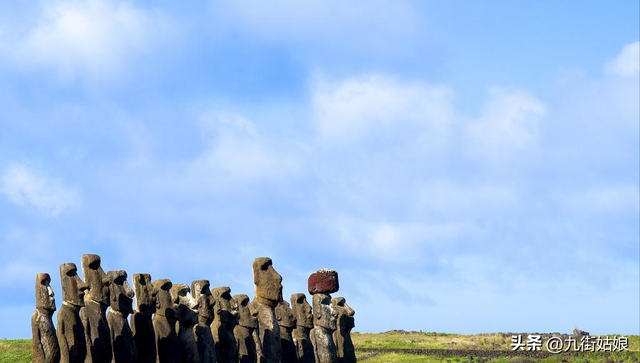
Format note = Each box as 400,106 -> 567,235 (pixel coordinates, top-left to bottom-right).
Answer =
3,332 -> 639,362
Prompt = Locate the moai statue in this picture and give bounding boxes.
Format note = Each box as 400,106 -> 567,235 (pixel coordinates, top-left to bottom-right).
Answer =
58,263 -> 88,363
308,270 -> 339,363
309,294 -> 337,363
81,254 -> 112,363
152,279 -> 180,363
107,270 -> 137,363
32,273 -> 61,363
330,298 -> 355,363
232,294 -> 258,363
290,293 -> 314,363
252,257 -> 283,363
275,301 -> 298,363
211,287 -> 238,363
191,280 -> 217,363
130,274 -> 156,363
170,283 -> 200,363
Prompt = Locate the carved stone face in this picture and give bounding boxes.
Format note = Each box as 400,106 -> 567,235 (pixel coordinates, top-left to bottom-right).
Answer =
35,273 -> 56,312
290,293 -> 313,329
275,300 -> 296,329
152,279 -> 177,319
60,263 -> 88,307
133,273 -> 155,315
212,287 -> 238,324
108,270 -> 134,315
82,254 -> 110,306
192,280 -> 213,325
252,257 -> 283,306
331,297 -> 355,328
233,294 -> 258,329
170,283 -> 197,323
312,293 -> 337,331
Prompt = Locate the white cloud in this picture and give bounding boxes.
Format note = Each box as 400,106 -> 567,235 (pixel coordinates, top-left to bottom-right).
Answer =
188,110 -> 301,183
606,41 -> 640,78
312,74 -> 455,147
465,87 -> 546,163
16,0 -> 171,80
0,164 -> 80,217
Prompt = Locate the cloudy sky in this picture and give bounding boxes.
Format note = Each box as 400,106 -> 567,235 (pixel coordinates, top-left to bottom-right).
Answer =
0,1 -> 638,338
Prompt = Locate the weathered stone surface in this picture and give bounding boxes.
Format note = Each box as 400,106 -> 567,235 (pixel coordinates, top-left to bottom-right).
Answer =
58,263 -> 88,363
252,257 -> 283,363
107,270 -> 137,363
81,254 -> 112,363
32,273 -> 61,363
171,283 -> 200,363
252,258 -> 283,307
290,293 -> 314,363
191,280 -> 217,363
153,279 -> 180,363
130,273 -> 156,363
275,301 -> 298,363
307,270 -> 339,295
310,294 -> 337,363
233,294 -> 257,363
331,297 -> 355,363
211,287 -> 237,363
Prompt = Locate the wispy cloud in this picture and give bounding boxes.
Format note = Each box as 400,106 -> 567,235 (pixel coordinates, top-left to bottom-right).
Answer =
0,164 -> 81,217
606,41 -> 640,78
465,87 -> 546,164
312,74 -> 454,148
13,0 -> 173,81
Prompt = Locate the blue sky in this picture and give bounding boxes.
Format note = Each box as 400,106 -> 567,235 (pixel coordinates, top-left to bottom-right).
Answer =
0,0 -> 638,338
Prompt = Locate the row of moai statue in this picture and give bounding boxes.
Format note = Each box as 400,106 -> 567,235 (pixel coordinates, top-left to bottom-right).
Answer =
32,255 -> 356,363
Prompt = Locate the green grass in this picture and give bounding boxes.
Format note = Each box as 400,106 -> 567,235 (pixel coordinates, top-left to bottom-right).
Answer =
4,333 -> 639,363
0,339 -> 30,363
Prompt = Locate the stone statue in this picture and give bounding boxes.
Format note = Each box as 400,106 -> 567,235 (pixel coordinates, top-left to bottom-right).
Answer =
107,270 -> 136,363
330,298 -> 355,363
58,263 -> 88,363
252,257 -> 283,363
290,293 -> 314,363
309,294 -> 338,363
191,280 -> 217,363
32,273 -> 61,363
171,283 -> 200,363
81,254 -> 112,363
153,279 -> 180,363
232,294 -> 258,363
211,287 -> 238,363
130,273 -> 156,363
275,301 -> 298,363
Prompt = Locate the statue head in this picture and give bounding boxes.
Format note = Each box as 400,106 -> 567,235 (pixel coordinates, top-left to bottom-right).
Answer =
170,283 -> 198,323
275,300 -> 296,329
60,263 -> 88,307
312,293 -> 337,331
107,270 -> 134,316
233,294 -> 258,329
35,273 -> 56,312
81,254 -> 110,306
132,273 -> 155,315
212,287 -> 238,324
290,293 -> 313,329
331,297 -> 355,328
191,280 -> 214,325
152,279 -> 177,319
252,257 -> 283,307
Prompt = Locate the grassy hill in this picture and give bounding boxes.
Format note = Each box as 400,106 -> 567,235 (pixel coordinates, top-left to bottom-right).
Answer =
3,332 -> 639,362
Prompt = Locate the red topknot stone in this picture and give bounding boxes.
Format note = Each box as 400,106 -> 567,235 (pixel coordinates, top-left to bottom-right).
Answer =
308,269 -> 339,294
